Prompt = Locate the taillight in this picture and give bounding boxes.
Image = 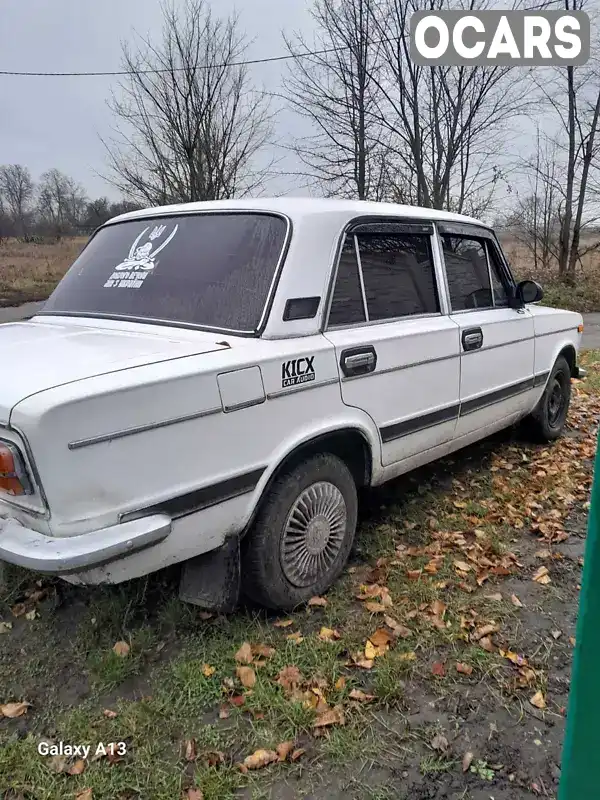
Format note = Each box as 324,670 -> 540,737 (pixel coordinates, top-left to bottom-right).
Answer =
0,441 -> 32,496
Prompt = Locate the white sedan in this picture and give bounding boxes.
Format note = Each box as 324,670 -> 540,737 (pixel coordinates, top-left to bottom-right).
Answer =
0,198 -> 584,609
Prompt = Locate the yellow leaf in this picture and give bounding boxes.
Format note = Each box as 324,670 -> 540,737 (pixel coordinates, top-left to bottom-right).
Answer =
369,628 -> 394,648
364,602 -> 388,613
364,639 -> 378,660
273,619 -> 294,628
202,664 -> 216,677
349,689 -> 375,702
313,705 -> 345,728
453,500 -> 467,508
318,627 -> 341,642
308,596 -> 327,607
241,749 -> 279,770
236,666 -> 256,689
235,642 -> 253,664
334,676 -> 346,690
530,691 -> 546,709
398,651 -> 417,662
112,641 -> 130,657
532,566 -> 551,584
276,741 -> 295,762
0,702 -> 30,718
286,631 -> 304,643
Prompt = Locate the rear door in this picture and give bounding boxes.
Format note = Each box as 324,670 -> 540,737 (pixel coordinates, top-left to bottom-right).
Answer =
436,223 -> 535,439
324,220 -> 461,468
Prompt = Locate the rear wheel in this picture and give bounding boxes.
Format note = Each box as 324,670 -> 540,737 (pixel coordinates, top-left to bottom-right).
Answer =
522,355 -> 571,443
242,453 -> 358,610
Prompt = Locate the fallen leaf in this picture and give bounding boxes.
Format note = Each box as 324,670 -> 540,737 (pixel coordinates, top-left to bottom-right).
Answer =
454,560 -> 471,573
454,500 -> 467,509
236,666 -> 256,689
369,628 -> 394,648
202,664 -> 216,677
198,611 -> 214,621
241,749 -> 279,770
398,651 -> 417,662
291,748 -> 306,762
276,741 -> 295,762
384,616 -> 412,638
50,755 -> 68,773
308,596 -> 327,607
472,623 -> 499,642
0,621 -> 13,634
511,594 -> 524,608
68,760 -> 86,776
112,641 -> 130,657
479,636 -> 495,653
11,602 -> 29,618
535,549 -> 552,559
570,637 -> 576,647
319,627 -> 341,642
277,665 -> 303,691
430,600 -> 447,618
314,705 -> 345,728
484,593 -> 503,602
201,751 -> 225,768
365,602 -> 388,613
456,662 -> 473,676
406,569 -> 423,580
530,691 -> 546,709
431,661 -> 446,677
349,689 -> 375,702
532,566 -> 551,584
273,619 -> 294,628
75,790 -> 93,800
219,704 -> 230,719
462,751 -> 474,772
0,701 -> 30,718
184,739 -> 197,762
103,709 -> 118,719
229,695 -> 245,708
431,733 -> 449,751
25,609 -> 37,621
500,650 -> 528,667
235,642 -> 253,664
252,644 -> 276,659
551,630 -> 562,640
184,790 -> 203,800
287,632 -> 304,643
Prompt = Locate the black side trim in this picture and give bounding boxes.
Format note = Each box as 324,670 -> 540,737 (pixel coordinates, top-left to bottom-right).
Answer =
124,467 -> 266,521
534,371 -> 550,387
283,296 -> 321,321
460,378 -> 534,416
380,404 -> 460,443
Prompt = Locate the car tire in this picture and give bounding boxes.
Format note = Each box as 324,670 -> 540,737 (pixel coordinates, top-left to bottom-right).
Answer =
522,355 -> 572,443
241,453 -> 358,610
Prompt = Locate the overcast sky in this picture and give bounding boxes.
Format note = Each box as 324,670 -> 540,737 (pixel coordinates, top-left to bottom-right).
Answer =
0,0 -> 313,199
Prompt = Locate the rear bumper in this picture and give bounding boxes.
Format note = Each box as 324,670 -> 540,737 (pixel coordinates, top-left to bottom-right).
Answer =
0,513 -> 171,573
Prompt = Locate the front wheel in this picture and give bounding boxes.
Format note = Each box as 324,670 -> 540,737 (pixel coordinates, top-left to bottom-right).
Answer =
522,355 -> 572,443
241,453 -> 358,610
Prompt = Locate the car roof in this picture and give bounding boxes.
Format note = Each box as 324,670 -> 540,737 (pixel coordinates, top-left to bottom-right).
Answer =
108,196 -> 488,229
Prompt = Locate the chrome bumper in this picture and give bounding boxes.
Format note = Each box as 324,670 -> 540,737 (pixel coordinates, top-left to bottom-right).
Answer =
0,514 -> 171,573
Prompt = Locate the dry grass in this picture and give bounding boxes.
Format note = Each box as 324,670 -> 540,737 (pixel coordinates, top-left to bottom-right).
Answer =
0,237 -> 86,307
500,235 -> 600,313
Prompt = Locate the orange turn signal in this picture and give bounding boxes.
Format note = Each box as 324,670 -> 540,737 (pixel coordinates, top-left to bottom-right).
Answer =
0,442 -> 31,496
578,324 -> 584,333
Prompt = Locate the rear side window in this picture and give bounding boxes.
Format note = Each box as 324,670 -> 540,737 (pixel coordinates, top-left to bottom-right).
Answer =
358,233 -> 439,320
41,213 -> 288,332
328,230 -> 439,327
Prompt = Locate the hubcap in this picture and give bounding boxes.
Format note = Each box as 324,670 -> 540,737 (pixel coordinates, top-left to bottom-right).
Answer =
548,378 -> 565,426
280,481 -> 347,588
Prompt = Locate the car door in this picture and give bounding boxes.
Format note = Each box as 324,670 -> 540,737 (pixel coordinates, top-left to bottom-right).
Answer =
324,219 -> 461,468
436,222 -> 535,440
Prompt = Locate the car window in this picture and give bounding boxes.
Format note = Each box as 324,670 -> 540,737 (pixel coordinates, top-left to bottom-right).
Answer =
328,236 -> 367,327
41,213 -> 288,333
441,235 -> 494,311
357,233 -> 439,320
486,242 -> 510,307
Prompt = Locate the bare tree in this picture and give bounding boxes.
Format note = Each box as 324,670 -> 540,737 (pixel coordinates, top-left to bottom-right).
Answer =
284,0 -> 394,200
105,0 -> 272,205
37,169 -> 87,239
369,0 -> 534,214
0,164 -> 34,237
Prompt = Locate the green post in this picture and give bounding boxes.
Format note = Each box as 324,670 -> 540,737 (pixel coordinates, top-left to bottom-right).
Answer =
559,428 -> 600,799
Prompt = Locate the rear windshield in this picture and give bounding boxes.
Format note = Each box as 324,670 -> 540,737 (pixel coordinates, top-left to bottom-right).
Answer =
41,212 -> 288,333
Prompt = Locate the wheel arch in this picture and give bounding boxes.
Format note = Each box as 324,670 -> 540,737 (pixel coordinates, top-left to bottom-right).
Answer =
557,343 -> 577,377
242,426 -> 374,537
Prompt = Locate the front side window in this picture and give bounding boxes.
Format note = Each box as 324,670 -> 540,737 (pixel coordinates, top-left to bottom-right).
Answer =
442,234 -> 511,311
41,213 -> 288,332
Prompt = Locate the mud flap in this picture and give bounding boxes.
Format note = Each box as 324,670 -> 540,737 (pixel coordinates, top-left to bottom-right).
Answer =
178,535 -> 241,612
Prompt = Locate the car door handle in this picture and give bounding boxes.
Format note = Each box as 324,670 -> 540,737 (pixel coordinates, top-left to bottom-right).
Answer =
462,327 -> 483,352
340,346 -> 377,377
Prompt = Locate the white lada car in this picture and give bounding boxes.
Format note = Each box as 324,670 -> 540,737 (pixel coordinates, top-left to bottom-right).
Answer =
0,199 -> 585,610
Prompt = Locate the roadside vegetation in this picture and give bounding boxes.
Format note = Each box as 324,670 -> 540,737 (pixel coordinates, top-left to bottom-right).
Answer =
1,351 -> 598,800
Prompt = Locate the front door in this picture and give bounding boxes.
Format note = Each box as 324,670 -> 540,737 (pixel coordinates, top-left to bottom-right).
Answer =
324,221 -> 461,467
437,225 -> 535,439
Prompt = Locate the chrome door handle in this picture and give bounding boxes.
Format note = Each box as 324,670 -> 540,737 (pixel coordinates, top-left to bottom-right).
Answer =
340,347 -> 377,377
462,328 -> 483,352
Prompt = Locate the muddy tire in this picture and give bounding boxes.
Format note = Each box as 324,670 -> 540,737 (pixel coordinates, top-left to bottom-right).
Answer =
241,453 -> 358,610
522,355 -> 571,443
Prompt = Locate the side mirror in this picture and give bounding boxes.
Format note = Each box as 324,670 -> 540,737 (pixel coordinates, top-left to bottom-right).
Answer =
516,279 -> 544,305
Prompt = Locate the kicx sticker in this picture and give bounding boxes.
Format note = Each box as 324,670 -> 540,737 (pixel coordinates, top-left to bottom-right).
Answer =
282,357 -> 315,387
